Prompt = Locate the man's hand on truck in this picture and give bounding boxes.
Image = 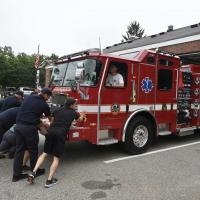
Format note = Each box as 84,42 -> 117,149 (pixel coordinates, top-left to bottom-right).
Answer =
79,112 -> 87,122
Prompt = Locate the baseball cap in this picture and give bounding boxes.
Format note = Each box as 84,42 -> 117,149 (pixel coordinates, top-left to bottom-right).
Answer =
16,91 -> 24,97
41,88 -> 52,96
65,98 -> 76,107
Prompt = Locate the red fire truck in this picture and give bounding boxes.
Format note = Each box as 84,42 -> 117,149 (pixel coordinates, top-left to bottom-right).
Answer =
49,49 -> 200,154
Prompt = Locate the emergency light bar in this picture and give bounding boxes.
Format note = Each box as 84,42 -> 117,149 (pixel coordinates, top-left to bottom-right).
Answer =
156,49 -> 178,58
58,48 -> 101,63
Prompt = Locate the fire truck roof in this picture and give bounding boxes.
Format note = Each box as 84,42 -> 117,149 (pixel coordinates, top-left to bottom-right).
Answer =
55,48 -> 179,64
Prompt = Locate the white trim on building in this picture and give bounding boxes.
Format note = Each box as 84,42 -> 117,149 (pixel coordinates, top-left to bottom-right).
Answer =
110,34 -> 200,56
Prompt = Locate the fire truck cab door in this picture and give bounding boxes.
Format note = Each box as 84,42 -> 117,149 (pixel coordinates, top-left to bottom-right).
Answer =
138,63 -> 156,109
100,60 -> 131,129
155,59 -> 177,130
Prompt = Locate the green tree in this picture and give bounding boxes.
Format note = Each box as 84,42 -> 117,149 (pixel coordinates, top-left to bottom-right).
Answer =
122,20 -> 145,42
0,46 -> 59,89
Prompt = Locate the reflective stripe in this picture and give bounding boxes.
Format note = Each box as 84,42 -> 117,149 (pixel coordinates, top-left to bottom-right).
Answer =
191,104 -> 200,110
78,104 -> 177,113
173,104 -> 177,110
78,105 -> 98,113
129,105 -> 152,111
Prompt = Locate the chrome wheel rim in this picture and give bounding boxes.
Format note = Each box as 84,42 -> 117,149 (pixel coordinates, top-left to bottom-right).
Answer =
133,125 -> 148,148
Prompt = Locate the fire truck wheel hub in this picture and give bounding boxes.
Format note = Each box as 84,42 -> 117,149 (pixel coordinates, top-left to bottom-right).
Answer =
133,125 -> 148,148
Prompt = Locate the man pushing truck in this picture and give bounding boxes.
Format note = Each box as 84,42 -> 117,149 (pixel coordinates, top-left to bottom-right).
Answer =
27,98 -> 86,188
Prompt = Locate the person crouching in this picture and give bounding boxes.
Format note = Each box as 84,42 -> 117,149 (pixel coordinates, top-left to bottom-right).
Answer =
27,97 -> 86,188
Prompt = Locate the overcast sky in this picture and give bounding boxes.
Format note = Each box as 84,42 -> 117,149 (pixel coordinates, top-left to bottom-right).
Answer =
1,0 -> 199,56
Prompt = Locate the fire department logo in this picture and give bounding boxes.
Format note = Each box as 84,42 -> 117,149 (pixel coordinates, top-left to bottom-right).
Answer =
111,103 -> 120,115
141,77 -> 153,94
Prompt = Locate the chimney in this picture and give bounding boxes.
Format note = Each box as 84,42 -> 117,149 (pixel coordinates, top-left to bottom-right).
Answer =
167,25 -> 174,32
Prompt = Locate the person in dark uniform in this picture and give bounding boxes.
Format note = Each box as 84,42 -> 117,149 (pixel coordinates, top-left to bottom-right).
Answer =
0,99 -> 4,110
0,107 -> 19,143
0,125 -> 16,158
27,98 -> 86,188
0,91 -> 24,112
0,125 -> 31,171
12,88 -> 52,182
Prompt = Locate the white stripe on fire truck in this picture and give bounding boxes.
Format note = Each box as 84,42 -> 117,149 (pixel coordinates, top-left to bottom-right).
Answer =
173,104 -> 177,110
78,104 -> 177,113
191,104 -> 200,110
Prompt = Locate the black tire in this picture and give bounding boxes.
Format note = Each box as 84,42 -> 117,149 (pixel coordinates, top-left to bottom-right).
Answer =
195,128 -> 200,134
122,116 -> 153,155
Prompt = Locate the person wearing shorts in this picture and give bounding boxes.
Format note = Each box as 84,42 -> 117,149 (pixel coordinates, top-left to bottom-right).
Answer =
27,97 -> 86,188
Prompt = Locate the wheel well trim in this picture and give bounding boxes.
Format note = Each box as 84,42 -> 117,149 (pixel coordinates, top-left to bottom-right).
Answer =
122,108 -> 157,142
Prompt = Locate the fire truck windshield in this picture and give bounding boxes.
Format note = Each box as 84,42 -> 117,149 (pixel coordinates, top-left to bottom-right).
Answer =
51,63 -> 67,86
51,59 -> 102,87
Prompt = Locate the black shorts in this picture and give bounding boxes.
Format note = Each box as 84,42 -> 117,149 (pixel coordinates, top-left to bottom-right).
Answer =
44,127 -> 67,158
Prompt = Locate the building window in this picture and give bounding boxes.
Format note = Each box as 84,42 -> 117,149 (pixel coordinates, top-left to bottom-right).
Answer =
159,59 -> 173,66
158,69 -> 173,90
147,56 -> 155,64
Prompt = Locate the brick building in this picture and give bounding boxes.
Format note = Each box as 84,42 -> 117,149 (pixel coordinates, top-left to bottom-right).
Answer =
45,23 -> 200,86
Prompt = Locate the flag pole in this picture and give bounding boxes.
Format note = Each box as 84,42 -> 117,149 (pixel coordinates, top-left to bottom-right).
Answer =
35,44 -> 40,89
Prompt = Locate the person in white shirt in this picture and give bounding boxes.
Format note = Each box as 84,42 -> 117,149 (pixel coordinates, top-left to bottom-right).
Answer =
106,65 -> 124,87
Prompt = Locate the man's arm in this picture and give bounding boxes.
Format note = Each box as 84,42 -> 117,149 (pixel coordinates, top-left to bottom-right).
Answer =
43,103 -> 52,122
106,74 -> 111,86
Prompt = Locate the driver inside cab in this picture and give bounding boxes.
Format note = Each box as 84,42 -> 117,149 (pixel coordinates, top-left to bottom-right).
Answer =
106,64 -> 124,87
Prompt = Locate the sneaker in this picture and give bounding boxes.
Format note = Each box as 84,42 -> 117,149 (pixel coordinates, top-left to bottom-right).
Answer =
0,154 -> 6,159
12,173 -> 28,182
44,178 -> 58,188
8,152 -> 15,159
22,165 -> 31,172
0,152 -> 9,159
35,168 -> 45,177
27,172 -> 36,184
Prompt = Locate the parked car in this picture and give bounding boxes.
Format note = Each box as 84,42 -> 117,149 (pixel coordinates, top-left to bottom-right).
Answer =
19,87 -> 33,96
4,87 -> 16,97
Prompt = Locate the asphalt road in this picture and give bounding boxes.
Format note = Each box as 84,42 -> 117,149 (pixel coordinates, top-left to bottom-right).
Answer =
1,133 -> 200,200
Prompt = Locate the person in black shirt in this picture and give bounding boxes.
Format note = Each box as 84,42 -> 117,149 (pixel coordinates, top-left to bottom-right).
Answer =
0,91 -> 23,112
0,107 -> 19,143
27,98 -> 86,188
12,88 -> 52,182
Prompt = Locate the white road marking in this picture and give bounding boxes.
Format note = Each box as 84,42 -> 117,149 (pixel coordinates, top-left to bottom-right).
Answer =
104,141 -> 200,164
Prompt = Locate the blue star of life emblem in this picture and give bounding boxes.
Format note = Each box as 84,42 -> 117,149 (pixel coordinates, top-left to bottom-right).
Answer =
141,77 -> 153,93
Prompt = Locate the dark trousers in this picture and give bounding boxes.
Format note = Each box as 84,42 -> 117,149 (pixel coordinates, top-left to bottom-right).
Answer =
13,124 -> 39,176
0,130 -> 16,153
0,121 -> 12,143
0,121 -> 6,143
